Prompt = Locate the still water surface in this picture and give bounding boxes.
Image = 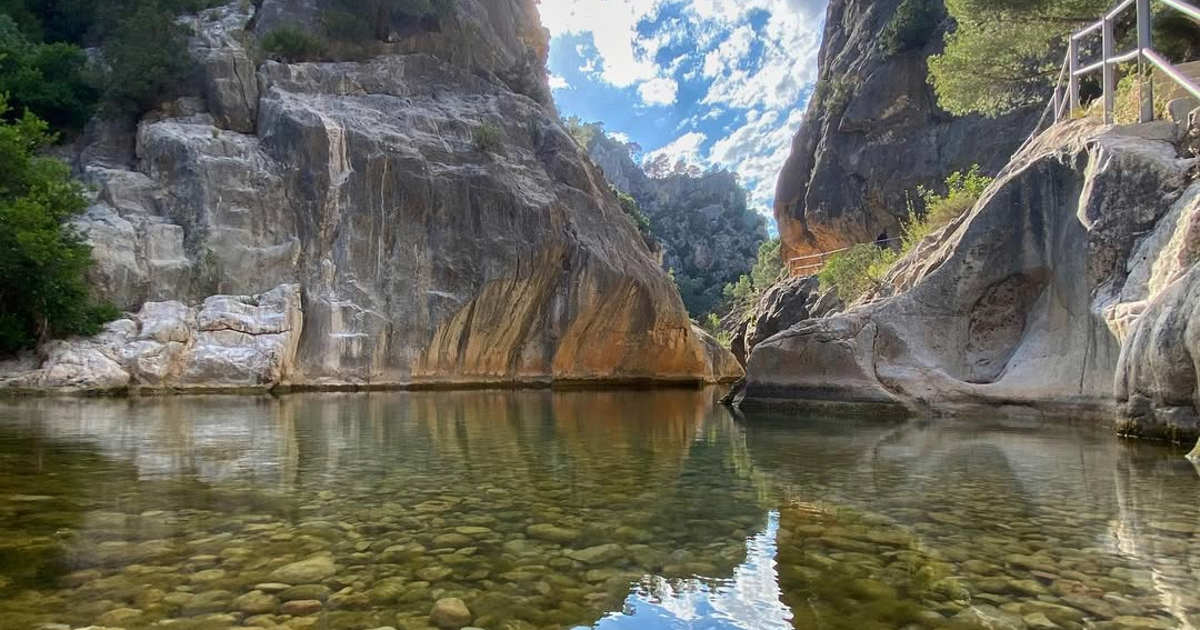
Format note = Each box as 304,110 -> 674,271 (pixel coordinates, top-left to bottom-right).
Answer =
0,390 -> 1197,629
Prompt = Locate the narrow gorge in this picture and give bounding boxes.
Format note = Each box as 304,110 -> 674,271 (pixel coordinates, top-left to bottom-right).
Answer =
0,0 -> 1198,628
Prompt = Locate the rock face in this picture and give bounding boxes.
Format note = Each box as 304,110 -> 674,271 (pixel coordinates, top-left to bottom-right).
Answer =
0,285 -> 303,392
585,128 -> 769,317
736,119 -> 1200,439
32,0 -> 741,391
773,0 -> 1039,263
729,276 -> 840,366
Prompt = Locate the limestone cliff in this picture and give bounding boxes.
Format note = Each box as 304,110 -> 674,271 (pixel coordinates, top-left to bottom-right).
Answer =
584,128 -> 768,317
773,0 -> 1039,263
734,118 -> 1200,441
4,0 -> 740,392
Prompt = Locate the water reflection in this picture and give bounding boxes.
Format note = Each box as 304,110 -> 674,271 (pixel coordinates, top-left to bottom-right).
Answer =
596,511 -> 789,630
0,393 -> 1196,628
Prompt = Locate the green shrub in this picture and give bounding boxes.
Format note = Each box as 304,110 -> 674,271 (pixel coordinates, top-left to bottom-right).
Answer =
750,238 -> 783,293
97,1 -> 197,116
701,312 -> 732,348
901,164 -> 991,252
260,25 -> 328,62
563,116 -> 600,150
0,98 -> 117,354
0,15 -> 97,133
1111,67 -> 1172,125
818,244 -> 898,304
818,165 -> 991,304
928,0 -> 1110,117
615,189 -> 649,230
472,123 -> 503,153
812,78 -> 855,113
881,0 -> 940,55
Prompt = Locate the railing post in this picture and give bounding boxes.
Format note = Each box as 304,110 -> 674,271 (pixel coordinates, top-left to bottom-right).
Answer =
1102,15 -> 1115,123
1136,0 -> 1154,122
1068,37 -> 1081,115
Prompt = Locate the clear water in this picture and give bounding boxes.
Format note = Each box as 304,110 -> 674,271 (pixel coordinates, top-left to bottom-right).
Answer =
0,389 -> 1197,630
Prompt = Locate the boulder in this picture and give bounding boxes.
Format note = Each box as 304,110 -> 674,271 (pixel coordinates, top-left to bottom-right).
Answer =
0,285 -> 303,392
1115,265 -> 1200,439
731,275 -> 838,365
429,597 -> 472,629
737,120 -> 1198,437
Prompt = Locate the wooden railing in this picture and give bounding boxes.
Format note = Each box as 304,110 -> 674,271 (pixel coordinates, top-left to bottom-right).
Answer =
1055,0 -> 1200,124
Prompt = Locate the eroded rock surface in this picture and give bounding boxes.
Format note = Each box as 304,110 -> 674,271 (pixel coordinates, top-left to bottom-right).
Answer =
737,120 -> 1200,439
34,0 -> 740,391
585,129 -> 768,316
773,0 -> 1039,262
730,276 -> 840,366
0,285 -> 303,392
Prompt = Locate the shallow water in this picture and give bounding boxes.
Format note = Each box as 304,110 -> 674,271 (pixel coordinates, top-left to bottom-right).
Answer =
0,390 -> 1197,630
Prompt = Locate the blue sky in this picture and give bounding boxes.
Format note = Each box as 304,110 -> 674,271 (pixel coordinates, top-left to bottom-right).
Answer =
541,0 -> 829,220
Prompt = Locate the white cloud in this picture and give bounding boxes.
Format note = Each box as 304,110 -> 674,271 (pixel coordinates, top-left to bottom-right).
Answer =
608,131 -> 633,144
540,0 -> 666,87
638,77 -> 679,106
642,131 -> 709,172
549,74 -> 571,90
543,0 -> 828,217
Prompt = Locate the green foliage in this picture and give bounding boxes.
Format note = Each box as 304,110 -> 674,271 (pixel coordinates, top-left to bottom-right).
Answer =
928,0 -> 1110,116
818,244 -> 898,304
0,15 -> 97,133
881,0 -> 941,55
0,0 -> 228,118
701,312 -> 732,349
563,116 -> 600,150
901,164 -> 991,252
723,238 -> 782,307
818,166 -> 991,304
613,187 -> 656,249
0,99 -> 116,354
1111,67 -> 1172,124
472,123 -> 503,153
750,238 -> 783,294
723,275 -> 754,304
97,1 -> 197,116
812,78 -> 855,113
261,25 -> 327,62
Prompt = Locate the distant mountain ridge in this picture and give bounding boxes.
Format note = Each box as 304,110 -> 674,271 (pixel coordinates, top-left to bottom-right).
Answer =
579,122 -> 769,318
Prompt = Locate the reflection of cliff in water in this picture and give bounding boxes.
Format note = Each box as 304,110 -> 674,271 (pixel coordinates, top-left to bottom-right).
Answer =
0,389 -> 780,628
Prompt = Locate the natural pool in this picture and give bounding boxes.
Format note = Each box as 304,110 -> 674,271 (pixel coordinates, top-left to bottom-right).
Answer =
0,390 -> 1197,630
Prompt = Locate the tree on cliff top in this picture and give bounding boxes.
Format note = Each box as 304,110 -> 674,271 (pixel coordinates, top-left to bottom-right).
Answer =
0,98 -> 117,353
928,0 -> 1110,116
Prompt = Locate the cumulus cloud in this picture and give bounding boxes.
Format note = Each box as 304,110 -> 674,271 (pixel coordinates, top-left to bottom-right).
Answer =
643,131 -> 709,168
543,0 -> 828,216
638,77 -> 680,106
540,0 -> 665,87
549,74 -> 571,90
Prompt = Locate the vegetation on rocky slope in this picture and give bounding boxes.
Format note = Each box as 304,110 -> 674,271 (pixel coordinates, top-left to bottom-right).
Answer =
819,166 -> 991,303
929,0 -> 1198,117
0,98 -> 118,353
1,0 -> 217,122
571,119 -> 769,323
260,0 -> 455,62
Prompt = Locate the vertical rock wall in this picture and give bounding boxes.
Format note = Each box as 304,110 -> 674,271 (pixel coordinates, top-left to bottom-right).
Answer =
6,0 -> 741,392
772,0 -> 1039,264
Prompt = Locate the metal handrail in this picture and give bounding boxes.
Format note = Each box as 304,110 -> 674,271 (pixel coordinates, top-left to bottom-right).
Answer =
1057,0 -> 1200,124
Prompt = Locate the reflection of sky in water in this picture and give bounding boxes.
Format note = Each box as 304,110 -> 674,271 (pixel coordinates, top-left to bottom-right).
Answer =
592,511 -> 791,629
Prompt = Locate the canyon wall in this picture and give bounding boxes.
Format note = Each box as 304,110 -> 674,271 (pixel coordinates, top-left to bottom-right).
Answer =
0,0 -> 741,392
735,119 -> 1200,440
585,129 -> 768,317
773,0 -> 1039,263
